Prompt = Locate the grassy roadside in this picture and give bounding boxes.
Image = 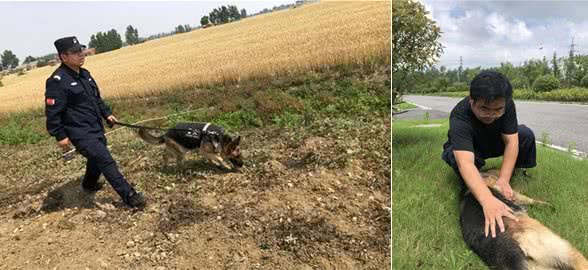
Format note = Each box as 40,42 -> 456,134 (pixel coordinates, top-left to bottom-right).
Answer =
392,119 -> 588,269
394,102 -> 417,111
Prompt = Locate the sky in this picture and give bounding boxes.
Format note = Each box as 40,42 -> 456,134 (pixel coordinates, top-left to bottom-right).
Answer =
0,1 -> 294,61
422,0 -> 588,69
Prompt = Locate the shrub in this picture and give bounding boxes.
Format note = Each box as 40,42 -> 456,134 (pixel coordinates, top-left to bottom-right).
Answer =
533,74 -> 560,92
447,82 -> 468,92
581,74 -> 588,88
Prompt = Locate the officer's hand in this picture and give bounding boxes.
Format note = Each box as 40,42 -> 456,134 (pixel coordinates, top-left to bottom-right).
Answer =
106,115 -> 118,128
106,115 -> 117,124
57,138 -> 72,151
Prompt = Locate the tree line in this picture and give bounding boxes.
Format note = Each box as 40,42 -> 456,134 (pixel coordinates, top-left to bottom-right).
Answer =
410,52 -> 588,94
1,4 -> 255,73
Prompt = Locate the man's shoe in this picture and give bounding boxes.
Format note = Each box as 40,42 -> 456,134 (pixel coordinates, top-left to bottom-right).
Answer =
513,168 -> 531,177
81,180 -> 104,193
124,190 -> 146,209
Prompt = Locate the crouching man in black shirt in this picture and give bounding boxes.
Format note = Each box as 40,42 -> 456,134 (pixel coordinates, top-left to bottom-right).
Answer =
442,70 -> 536,238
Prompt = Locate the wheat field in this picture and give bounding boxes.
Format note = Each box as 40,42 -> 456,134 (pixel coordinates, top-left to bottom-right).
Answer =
0,1 -> 390,113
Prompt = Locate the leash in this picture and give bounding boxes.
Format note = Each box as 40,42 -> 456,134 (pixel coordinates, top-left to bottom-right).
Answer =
112,121 -> 195,132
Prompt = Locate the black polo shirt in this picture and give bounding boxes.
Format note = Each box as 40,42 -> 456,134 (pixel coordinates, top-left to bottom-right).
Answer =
443,97 -> 518,156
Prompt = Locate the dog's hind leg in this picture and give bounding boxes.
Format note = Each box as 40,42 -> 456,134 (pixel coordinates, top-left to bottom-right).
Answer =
512,192 -> 552,208
164,138 -> 188,169
508,216 -> 588,270
163,150 -> 170,167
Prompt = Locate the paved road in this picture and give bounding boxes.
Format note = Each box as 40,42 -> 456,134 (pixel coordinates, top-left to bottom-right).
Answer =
403,95 -> 588,154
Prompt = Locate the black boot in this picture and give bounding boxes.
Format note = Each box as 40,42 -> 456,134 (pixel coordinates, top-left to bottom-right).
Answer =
124,190 -> 146,209
81,178 -> 104,193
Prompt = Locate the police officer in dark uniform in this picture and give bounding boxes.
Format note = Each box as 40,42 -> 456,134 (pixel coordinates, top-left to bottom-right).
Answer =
45,36 -> 146,208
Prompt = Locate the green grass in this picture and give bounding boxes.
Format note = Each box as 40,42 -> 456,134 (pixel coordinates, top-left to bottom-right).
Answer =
395,102 -> 418,111
392,119 -> 588,269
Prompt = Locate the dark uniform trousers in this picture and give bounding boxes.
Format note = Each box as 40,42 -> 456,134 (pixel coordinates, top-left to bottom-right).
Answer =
442,124 -> 537,176
77,137 -> 132,199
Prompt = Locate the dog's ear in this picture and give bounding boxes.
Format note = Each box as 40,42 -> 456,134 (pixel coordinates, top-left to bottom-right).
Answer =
233,136 -> 241,145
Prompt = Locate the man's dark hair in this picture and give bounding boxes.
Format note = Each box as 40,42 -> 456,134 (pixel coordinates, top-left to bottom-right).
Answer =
469,70 -> 512,102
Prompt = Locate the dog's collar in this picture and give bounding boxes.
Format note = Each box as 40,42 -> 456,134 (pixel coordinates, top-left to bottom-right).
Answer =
202,122 -> 211,133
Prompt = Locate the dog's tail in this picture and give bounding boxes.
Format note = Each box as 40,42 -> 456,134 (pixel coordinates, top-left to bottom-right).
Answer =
138,128 -> 165,144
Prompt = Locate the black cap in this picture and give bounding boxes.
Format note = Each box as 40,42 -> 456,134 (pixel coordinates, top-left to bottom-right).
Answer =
54,36 -> 86,54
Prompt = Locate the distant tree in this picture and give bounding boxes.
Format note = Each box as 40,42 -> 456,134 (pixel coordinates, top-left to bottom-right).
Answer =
209,8 -> 219,24
552,52 -> 560,80
201,16 -> 210,26
184,24 -> 192,32
36,59 -> 49,68
209,5 -> 242,24
392,0 -> 442,106
125,25 -> 140,45
88,29 -> 123,54
1,50 -> 19,70
240,8 -> 247,18
23,56 -> 36,64
522,59 -> 549,86
228,5 -> 240,21
565,40 -> 578,87
175,25 -> 186,33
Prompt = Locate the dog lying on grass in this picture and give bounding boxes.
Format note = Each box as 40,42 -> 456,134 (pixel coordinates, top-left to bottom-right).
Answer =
460,169 -> 588,270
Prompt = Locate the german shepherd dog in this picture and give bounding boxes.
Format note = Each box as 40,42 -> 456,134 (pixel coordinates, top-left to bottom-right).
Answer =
460,169 -> 588,270
138,122 -> 243,170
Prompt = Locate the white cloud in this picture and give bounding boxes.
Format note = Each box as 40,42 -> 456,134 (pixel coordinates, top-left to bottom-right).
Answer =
423,0 -> 588,69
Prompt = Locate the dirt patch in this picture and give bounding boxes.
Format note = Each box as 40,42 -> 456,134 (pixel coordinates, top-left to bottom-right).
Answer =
158,194 -> 211,232
0,114 -> 390,269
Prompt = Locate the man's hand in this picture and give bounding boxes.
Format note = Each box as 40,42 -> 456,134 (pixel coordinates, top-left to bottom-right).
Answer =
496,177 -> 514,200
106,115 -> 118,127
57,137 -> 72,151
481,195 -> 519,238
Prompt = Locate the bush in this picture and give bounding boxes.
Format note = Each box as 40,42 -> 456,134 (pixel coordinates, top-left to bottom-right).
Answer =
36,60 -> 49,68
0,117 -> 45,145
581,74 -> 588,88
433,77 -> 450,91
513,88 -> 535,100
536,87 -> 588,102
533,75 -> 560,92
272,111 -> 302,129
212,110 -> 263,133
447,82 -> 468,92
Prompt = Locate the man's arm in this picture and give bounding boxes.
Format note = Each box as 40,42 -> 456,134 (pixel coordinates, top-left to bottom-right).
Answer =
45,79 -> 68,141
90,77 -> 113,120
497,133 -> 519,199
454,150 -> 518,238
96,89 -> 113,120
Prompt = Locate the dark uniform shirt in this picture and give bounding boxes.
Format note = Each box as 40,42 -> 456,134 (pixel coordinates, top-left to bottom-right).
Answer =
45,64 -> 112,147
444,97 -> 518,156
